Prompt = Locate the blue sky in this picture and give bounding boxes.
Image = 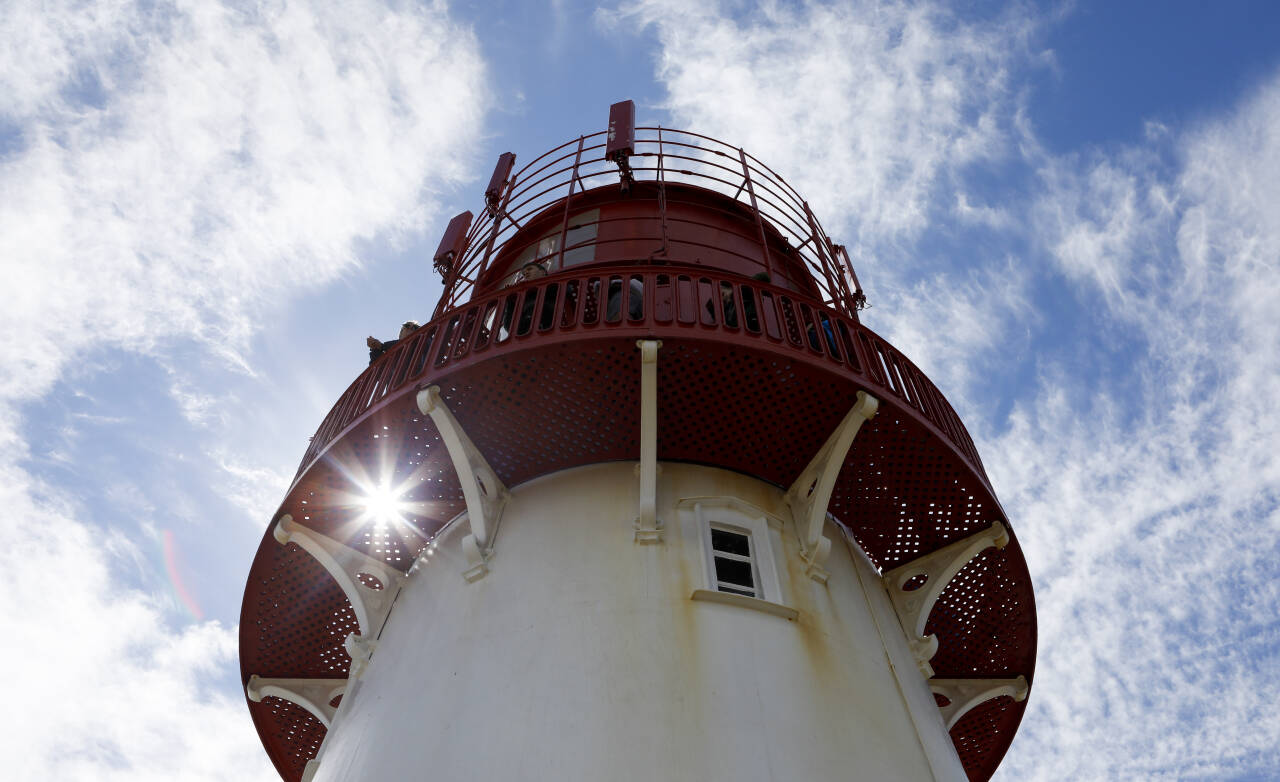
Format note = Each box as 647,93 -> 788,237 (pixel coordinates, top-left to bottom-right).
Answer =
2,1 -> 1279,779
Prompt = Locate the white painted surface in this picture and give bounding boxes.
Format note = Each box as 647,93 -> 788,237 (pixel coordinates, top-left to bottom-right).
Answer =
311,462 -> 966,782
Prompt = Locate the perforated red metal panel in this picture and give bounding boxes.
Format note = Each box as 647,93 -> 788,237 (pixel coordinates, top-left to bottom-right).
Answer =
241,321 -> 1035,782
951,695 -> 1026,780
248,697 -> 327,781
242,159 -> 1034,781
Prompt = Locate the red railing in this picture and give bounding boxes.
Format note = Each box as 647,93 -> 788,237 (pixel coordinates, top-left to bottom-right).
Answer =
298,270 -> 984,488
433,128 -> 865,319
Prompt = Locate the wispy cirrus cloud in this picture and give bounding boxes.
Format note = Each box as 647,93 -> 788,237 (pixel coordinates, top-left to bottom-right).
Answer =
616,0 -> 1280,778
1,0 -> 488,401
995,73 -> 1280,780
0,0 -> 489,777
600,0 -> 1034,249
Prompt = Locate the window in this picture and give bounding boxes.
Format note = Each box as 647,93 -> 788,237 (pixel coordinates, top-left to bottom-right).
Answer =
709,526 -> 757,597
502,209 -> 600,285
681,497 -> 796,620
560,209 -> 599,268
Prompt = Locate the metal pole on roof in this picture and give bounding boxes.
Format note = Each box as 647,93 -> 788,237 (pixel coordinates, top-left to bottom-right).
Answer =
555,137 -> 586,273
739,148 -> 775,283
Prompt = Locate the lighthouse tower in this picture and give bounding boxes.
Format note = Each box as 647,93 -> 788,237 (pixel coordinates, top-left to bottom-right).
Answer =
240,101 -> 1036,782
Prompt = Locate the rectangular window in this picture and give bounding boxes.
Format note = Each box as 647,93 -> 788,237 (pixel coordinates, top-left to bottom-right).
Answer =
503,209 -> 602,286
561,209 -> 599,268
710,526 -> 757,597
684,497 -> 796,620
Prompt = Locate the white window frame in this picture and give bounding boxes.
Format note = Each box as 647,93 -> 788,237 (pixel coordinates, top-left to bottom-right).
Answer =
681,497 -> 796,620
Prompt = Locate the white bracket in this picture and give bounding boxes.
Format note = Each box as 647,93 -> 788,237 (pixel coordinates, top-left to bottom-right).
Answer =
301,760 -> 321,782
883,521 -> 1009,677
785,391 -> 879,583
929,676 -> 1028,730
246,675 -> 347,729
417,385 -> 510,581
274,514 -> 405,638
635,340 -> 663,543
344,632 -> 379,680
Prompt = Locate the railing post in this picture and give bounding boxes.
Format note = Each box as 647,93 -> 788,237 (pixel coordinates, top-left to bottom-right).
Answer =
555,136 -> 585,273
805,201 -> 841,311
655,127 -> 670,261
738,148 -> 775,283
479,173 -> 517,286
848,321 -> 874,387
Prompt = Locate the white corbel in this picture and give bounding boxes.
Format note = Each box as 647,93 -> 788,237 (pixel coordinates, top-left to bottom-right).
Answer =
246,675 -> 347,729
883,521 -> 1009,677
301,760 -> 321,782
635,340 -> 663,543
274,514 -> 404,638
344,633 -> 378,680
785,391 -> 879,583
417,385 -> 510,581
930,676 -> 1028,730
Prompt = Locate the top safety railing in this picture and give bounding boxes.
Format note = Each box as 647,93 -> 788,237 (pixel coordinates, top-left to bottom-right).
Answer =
431,127 -> 866,320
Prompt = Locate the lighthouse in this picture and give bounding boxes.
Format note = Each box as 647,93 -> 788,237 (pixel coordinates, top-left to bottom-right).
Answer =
239,101 -> 1036,781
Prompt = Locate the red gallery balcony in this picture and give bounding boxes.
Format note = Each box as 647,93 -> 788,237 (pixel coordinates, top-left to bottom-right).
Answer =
240,124 -> 1036,782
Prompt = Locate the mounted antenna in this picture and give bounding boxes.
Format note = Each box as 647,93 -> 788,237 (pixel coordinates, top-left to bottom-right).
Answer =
607,99 -> 636,192
433,211 -> 473,278
485,153 -> 516,217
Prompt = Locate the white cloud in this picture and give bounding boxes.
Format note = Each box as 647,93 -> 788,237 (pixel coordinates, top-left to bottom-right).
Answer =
997,73 -> 1280,780
213,450 -> 295,528
601,0 -> 1032,249
0,0 -> 488,401
0,0 -> 489,776
618,0 -> 1280,777
0,441 -> 272,778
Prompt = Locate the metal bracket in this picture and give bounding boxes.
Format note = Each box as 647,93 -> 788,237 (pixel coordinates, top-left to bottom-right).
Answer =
635,340 -> 663,543
930,676 -> 1028,730
883,521 -> 1009,677
344,633 -> 379,680
784,391 -> 879,583
417,386 -> 510,581
246,675 -> 347,729
274,514 -> 404,638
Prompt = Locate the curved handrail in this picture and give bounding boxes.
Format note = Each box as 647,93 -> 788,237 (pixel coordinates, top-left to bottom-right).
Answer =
435,127 -> 863,319
298,270 -> 985,490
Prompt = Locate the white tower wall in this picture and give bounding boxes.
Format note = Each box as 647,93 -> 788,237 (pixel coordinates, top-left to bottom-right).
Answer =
311,461 -> 966,781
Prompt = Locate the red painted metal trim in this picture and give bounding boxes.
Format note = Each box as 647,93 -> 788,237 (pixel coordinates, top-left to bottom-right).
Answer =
293,269 -> 995,502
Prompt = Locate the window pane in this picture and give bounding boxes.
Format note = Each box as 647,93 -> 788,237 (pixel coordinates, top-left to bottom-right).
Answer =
562,208 -> 599,268
711,528 -> 750,557
719,585 -> 755,597
714,556 -> 754,591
